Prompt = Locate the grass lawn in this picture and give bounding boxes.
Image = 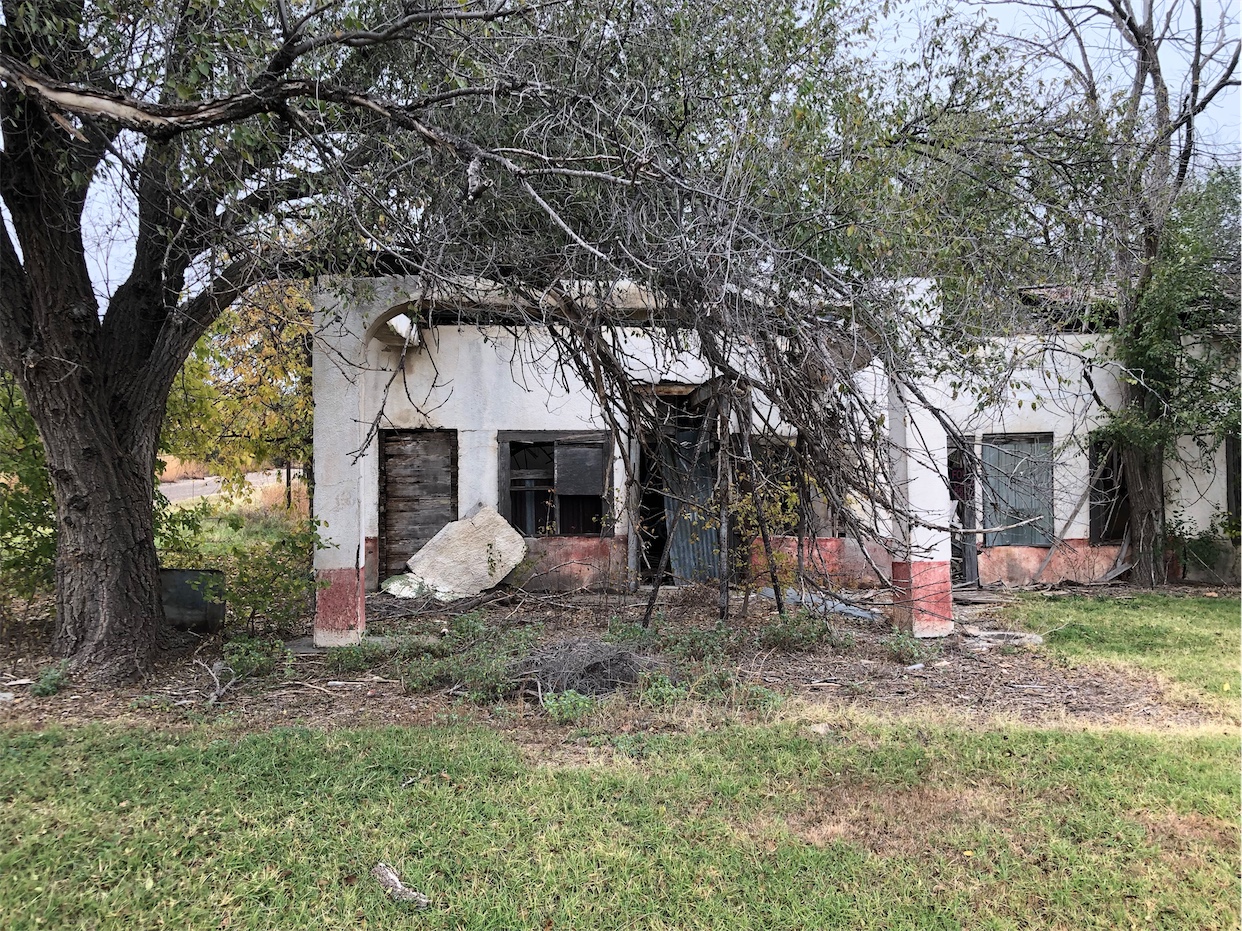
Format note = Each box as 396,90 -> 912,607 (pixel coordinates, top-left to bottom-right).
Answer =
3,591 -> 1238,929
1,718 -> 1237,931
1011,594 -> 1241,714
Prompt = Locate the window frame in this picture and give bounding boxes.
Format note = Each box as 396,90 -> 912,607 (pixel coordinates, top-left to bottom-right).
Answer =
497,430 -> 613,538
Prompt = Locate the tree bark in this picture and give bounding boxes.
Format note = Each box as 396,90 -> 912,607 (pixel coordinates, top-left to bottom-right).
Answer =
1119,442 -> 1166,587
22,360 -> 167,679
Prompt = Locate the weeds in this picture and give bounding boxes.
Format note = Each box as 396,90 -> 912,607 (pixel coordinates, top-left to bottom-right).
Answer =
661,624 -> 743,662
637,672 -> 689,708
222,635 -> 291,679
603,617 -> 657,650
882,630 -> 941,665
325,642 -> 388,675
736,683 -> 785,713
757,608 -> 852,652
404,613 -> 539,702
30,661 -> 69,697
542,689 -> 597,724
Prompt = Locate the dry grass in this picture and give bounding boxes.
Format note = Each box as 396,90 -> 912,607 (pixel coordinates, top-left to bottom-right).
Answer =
257,478 -> 310,517
158,455 -> 209,481
783,783 -> 1015,856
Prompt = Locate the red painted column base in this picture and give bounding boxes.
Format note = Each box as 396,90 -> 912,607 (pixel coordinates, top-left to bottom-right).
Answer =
891,560 -> 953,638
314,567 -> 365,647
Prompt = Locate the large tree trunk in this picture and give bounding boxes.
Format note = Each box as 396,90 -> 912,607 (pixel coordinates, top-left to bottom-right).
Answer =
1120,441 -> 1166,587
23,364 -> 167,679
1115,262 -> 1170,588
1,5 -> 243,679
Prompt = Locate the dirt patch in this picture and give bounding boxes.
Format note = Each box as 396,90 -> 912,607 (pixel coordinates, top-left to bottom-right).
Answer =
1133,810 -> 1241,884
1141,810 -> 1239,852
783,784 -> 1014,856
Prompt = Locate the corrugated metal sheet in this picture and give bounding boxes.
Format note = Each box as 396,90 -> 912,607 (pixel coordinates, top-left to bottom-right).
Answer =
660,428 -> 721,582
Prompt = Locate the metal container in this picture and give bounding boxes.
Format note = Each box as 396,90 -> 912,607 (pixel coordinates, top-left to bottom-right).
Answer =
160,569 -> 226,634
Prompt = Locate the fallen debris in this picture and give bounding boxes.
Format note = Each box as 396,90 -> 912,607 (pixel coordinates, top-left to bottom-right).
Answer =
757,587 -> 879,622
385,506 -> 527,601
196,660 -> 237,704
952,590 -> 1017,605
371,862 -> 430,907
960,627 -> 1044,652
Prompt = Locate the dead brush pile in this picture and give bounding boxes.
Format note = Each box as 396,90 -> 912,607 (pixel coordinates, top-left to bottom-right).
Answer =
511,637 -> 668,697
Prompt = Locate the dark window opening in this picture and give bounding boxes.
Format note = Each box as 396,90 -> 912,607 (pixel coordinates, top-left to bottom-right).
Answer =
981,433 -> 1054,547
1089,441 -> 1130,544
509,442 -> 555,536
499,434 -> 610,536
948,441 -> 979,584
1226,433 -> 1240,541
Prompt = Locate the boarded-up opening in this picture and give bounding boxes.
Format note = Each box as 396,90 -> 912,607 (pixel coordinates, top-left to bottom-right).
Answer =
379,429 -> 458,580
981,433 -> 1054,547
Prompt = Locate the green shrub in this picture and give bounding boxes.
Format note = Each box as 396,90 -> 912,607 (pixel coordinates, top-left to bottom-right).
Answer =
661,624 -> 744,662
737,683 -> 785,713
603,616 -> 658,650
882,631 -> 941,665
638,672 -> 689,708
30,661 -> 69,697
757,608 -> 833,652
825,627 -> 857,652
220,517 -> 325,635
222,636 -> 290,678
543,689 -> 597,724
0,377 -> 55,597
446,609 -> 489,644
404,620 -> 538,703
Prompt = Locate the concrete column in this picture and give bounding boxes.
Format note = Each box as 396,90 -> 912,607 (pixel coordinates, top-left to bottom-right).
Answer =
311,285 -> 367,646
888,383 -> 954,638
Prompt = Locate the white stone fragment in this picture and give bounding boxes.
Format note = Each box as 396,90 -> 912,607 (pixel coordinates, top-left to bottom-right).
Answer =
392,505 -> 527,601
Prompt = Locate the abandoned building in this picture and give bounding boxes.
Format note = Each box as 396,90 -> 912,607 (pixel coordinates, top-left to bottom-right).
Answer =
310,277 -> 1239,646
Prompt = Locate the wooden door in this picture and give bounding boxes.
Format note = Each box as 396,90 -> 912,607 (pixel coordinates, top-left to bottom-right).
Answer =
379,430 -> 458,580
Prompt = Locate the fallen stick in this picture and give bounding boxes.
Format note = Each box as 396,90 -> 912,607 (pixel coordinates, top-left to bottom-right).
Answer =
278,681 -> 334,695
372,863 -> 430,907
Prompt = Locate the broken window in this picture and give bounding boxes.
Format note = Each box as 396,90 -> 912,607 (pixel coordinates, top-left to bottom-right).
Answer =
1088,441 -> 1130,544
947,440 -> 979,585
499,433 -> 610,536
981,434 -> 1054,547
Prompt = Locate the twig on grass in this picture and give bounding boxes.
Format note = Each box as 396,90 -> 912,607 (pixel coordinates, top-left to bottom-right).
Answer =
195,660 -> 238,704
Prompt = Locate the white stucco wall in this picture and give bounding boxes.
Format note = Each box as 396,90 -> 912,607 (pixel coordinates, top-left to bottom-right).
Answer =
906,334 -> 1231,549
313,277 -> 1233,586
312,278 -> 727,578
